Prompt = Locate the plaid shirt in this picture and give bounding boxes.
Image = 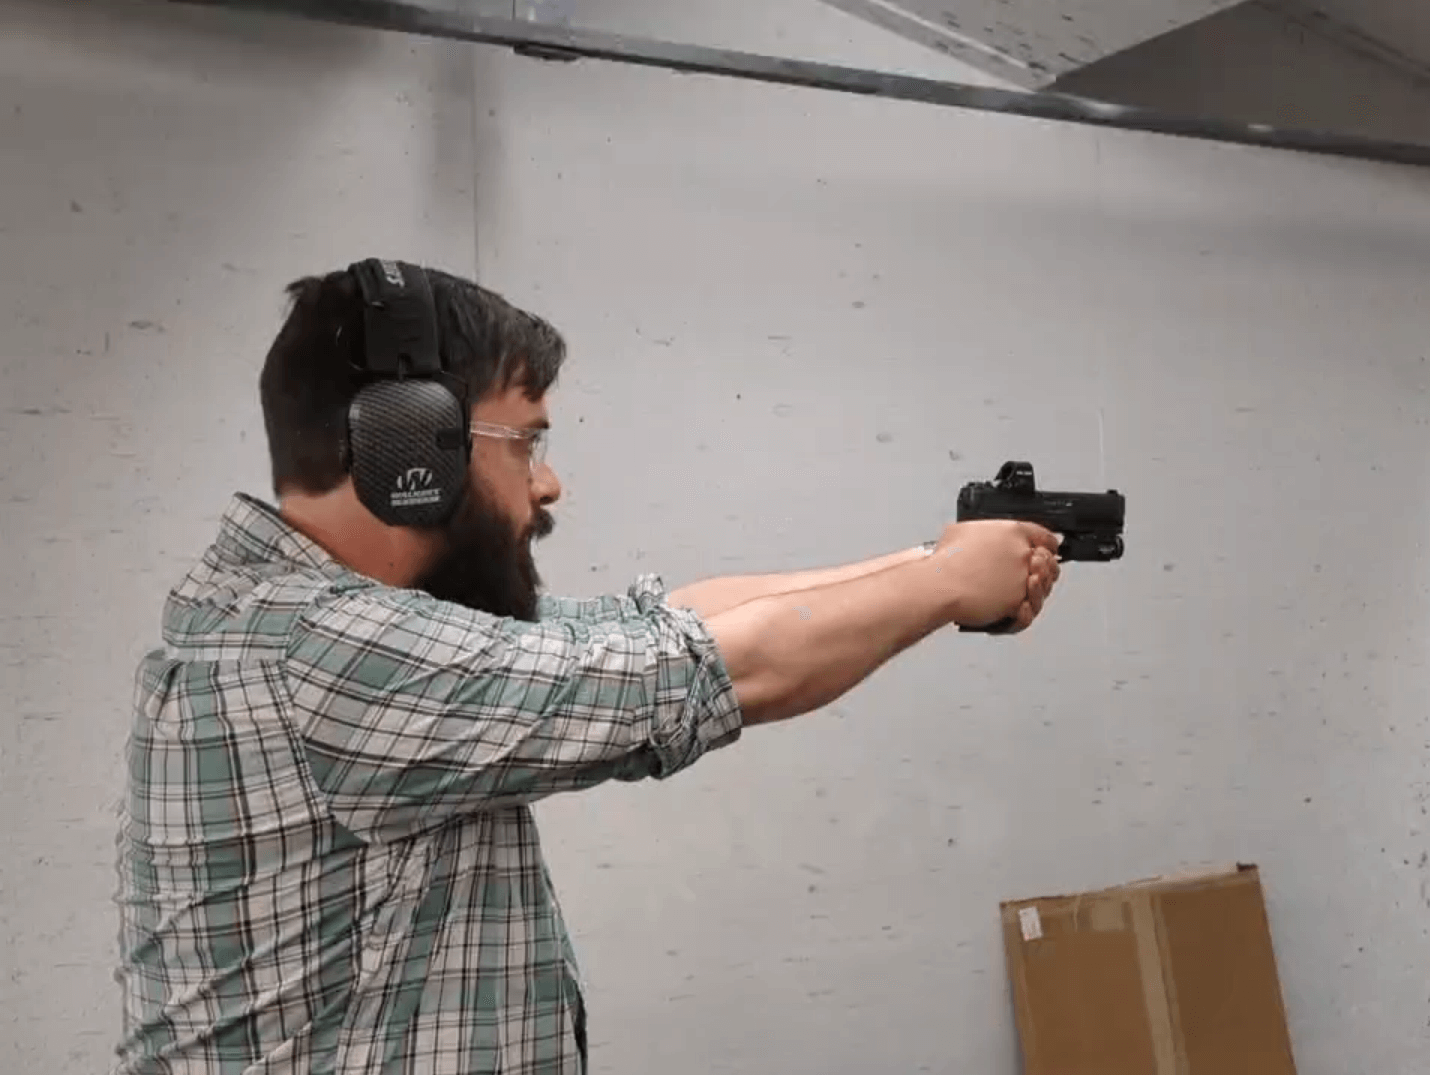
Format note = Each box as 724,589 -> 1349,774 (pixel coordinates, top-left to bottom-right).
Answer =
111,493 -> 743,1075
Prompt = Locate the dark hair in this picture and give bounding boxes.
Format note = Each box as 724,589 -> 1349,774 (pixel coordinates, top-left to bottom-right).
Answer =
258,265 -> 566,496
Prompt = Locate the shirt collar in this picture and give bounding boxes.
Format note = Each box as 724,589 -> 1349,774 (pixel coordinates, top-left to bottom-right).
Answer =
213,492 -> 341,573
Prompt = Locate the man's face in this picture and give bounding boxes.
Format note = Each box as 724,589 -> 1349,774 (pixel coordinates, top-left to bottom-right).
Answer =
415,385 -> 562,621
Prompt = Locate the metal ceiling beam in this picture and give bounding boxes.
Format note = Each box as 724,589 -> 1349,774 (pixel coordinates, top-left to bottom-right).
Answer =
166,0 -> 1430,168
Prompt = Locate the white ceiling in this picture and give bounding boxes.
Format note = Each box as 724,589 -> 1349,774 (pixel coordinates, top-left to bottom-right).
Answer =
822,0 -> 1430,89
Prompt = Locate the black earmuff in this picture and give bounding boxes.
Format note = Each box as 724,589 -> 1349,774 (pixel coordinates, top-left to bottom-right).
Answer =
346,258 -> 470,528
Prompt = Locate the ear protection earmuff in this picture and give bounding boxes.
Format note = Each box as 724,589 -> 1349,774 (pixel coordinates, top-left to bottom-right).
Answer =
345,258 -> 471,528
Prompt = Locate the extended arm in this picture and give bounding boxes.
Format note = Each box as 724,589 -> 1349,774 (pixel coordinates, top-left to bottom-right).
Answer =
703,518 -> 1063,724
703,550 -> 958,725
283,557 -> 953,839
286,522 -> 1057,841
668,544 -> 931,619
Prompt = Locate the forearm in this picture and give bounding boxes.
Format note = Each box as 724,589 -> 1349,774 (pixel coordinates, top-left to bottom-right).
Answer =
705,552 -> 957,726
668,544 -> 930,619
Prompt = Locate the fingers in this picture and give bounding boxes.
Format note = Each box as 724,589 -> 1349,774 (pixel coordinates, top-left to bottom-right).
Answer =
1029,546 -> 1058,576
1026,547 -> 1059,598
1014,546 -> 1059,634
1010,599 -> 1037,634
1042,547 -> 1062,584
1018,522 -> 1062,556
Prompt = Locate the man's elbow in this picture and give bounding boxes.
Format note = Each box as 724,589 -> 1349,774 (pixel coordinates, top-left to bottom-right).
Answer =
704,600 -> 793,726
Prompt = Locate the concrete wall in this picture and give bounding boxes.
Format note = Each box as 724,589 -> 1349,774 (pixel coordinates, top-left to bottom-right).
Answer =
3,1 -> 1429,1074
0,1 -> 479,1069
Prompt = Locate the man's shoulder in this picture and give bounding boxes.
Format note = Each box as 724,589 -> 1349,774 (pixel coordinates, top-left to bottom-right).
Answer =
158,538 -> 377,662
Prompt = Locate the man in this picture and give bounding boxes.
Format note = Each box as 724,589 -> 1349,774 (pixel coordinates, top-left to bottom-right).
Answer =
111,261 -> 1061,1075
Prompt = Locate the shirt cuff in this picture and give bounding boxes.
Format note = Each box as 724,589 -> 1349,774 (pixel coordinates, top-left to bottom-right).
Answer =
628,573 -> 745,777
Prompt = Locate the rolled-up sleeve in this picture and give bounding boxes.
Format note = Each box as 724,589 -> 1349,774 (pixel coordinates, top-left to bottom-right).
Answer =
535,590 -> 651,625
283,574 -> 743,842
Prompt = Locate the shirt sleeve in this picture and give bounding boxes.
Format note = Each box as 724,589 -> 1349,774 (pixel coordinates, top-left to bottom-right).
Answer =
535,590 -> 654,625
282,574 -> 743,843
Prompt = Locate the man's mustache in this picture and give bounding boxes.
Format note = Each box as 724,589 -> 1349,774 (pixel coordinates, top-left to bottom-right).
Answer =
529,509 -> 555,541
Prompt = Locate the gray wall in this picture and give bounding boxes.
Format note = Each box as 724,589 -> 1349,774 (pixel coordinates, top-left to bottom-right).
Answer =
3,1 -> 1429,1073
0,0 -> 480,1067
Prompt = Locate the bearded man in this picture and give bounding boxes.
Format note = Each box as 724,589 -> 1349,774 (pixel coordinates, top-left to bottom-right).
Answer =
109,260 -> 1060,1075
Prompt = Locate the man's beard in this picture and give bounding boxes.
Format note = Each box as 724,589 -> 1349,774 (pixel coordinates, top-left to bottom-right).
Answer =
416,478 -> 554,622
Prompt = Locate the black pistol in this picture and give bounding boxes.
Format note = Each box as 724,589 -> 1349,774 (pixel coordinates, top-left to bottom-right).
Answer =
952,461 -> 1125,634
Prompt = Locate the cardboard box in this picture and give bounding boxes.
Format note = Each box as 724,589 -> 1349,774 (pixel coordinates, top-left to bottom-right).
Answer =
1000,863 -> 1297,1075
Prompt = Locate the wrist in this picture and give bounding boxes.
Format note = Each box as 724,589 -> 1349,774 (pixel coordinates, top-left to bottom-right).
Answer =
907,543 -> 967,626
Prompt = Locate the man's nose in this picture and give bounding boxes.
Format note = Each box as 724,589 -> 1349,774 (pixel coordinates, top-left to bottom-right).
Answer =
533,462 -> 562,507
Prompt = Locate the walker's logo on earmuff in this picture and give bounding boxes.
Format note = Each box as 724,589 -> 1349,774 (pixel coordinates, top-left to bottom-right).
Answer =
390,467 -> 442,509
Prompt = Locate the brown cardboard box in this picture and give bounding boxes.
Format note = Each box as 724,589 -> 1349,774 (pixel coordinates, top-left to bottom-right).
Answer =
1000,863 -> 1297,1075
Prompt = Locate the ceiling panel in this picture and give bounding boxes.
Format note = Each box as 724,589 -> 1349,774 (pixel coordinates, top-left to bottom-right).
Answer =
821,0 -> 1246,87
1274,0 -> 1430,79
823,0 -> 1430,89
1301,0 -> 1430,57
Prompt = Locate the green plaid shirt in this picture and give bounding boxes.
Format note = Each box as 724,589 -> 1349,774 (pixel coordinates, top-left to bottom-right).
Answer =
111,493 -> 743,1075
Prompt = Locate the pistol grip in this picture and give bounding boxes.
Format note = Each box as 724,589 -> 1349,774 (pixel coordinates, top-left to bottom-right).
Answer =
959,616 -> 1018,636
